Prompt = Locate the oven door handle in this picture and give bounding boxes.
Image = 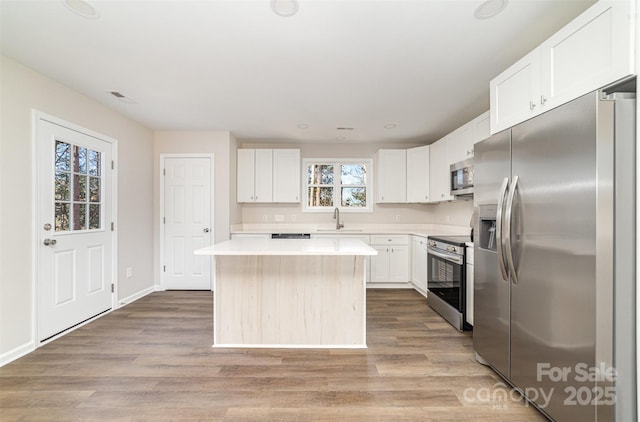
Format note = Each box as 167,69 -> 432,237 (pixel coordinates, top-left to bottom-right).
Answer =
428,249 -> 463,265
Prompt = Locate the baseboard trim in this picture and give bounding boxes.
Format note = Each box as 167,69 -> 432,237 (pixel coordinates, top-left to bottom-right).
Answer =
0,342 -> 35,367
118,286 -> 156,308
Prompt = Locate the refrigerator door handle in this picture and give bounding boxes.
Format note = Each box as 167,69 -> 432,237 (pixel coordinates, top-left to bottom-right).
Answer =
495,177 -> 510,281
505,175 -> 519,284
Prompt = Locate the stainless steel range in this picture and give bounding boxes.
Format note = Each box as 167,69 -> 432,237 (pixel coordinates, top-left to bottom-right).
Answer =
426,235 -> 471,331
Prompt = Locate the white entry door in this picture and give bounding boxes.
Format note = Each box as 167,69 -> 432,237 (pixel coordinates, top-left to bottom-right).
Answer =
162,156 -> 213,290
37,116 -> 115,342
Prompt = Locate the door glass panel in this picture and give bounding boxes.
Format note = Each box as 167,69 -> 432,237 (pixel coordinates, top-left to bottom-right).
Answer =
89,204 -> 100,229
89,150 -> 101,176
55,141 -> 71,172
55,172 -> 70,201
74,146 -> 87,173
55,203 -> 70,231
73,203 -> 87,230
89,177 -> 100,202
73,174 -> 87,201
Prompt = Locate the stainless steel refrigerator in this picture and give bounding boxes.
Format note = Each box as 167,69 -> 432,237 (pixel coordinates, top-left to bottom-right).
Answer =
473,86 -> 636,422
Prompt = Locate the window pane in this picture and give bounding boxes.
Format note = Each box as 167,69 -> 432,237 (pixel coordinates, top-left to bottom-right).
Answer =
74,146 -> 87,173
342,187 -> 366,207
307,164 -> 334,185
55,141 -> 71,172
308,187 -> 333,207
55,172 -> 70,201
73,203 -> 87,230
73,174 -> 87,202
89,177 -> 101,203
55,203 -> 70,231
89,150 -> 101,176
89,204 -> 101,229
341,164 -> 366,185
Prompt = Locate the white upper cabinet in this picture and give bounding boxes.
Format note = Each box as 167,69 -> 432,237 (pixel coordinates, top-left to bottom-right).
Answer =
237,149 -> 301,203
429,136 -> 454,202
450,122 -> 474,164
376,149 -> 407,203
406,145 -> 430,203
539,0 -> 633,112
472,111 -> 491,144
272,149 -> 301,203
491,0 -> 633,134
490,48 -> 541,134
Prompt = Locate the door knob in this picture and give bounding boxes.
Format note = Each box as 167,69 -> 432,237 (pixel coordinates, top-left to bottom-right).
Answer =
203,228 -> 210,233
43,238 -> 57,246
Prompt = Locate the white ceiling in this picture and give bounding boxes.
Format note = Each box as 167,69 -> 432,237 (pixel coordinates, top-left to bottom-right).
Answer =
1,0 -> 596,144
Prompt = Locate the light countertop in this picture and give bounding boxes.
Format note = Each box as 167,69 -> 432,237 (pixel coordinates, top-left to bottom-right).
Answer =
195,238 -> 378,256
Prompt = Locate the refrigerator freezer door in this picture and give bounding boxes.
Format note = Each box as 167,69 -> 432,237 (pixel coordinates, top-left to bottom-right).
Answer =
509,91 -> 601,421
473,130 -> 512,378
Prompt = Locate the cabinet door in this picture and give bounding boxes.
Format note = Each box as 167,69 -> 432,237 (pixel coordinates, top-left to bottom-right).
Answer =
237,149 -> 256,202
376,149 -> 407,203
490,48 -> 540,134
411,237 -> 428,291
472,111 -> 491,144
451,123 -> 474,164
406,145 -> 430,203
273,149 -> 300,203
429,137 -> 453,202
389,245 -> 409,283
539,0 -> 633,113
253,149 -> 273,203
370,246 -> 390,283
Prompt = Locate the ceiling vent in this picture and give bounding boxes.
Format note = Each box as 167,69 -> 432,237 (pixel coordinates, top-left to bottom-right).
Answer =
106,90 -> 136,104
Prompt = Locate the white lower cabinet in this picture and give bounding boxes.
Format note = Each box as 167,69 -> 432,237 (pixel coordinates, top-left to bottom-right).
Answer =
230,233 -> 270,240
370,235 -> 409,284
311,234 -> 371,283
410,235 -> 428,293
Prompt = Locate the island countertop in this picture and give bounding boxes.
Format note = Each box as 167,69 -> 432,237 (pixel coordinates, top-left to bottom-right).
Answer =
194,238 -> 377,256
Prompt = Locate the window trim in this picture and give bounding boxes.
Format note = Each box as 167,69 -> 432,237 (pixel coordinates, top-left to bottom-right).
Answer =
302,158 -> 373,213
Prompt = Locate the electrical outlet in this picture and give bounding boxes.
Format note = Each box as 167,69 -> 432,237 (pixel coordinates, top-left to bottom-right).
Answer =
274,214 -> 284,222
395,215 -> 400,222
291,214 -> 296,222
126,267 -> 133,278
262,214 -> 268,222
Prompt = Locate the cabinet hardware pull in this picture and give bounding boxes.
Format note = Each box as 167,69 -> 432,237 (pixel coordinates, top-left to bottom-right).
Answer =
529,100 -> 536,110
540,95 -> 547,105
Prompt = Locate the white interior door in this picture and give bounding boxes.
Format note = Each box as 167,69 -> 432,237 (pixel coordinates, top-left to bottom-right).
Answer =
37,117 -> 114,342
163,156 -> 213,290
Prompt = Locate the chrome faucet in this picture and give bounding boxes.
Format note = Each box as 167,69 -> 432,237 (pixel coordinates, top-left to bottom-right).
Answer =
333,207 -> 344,230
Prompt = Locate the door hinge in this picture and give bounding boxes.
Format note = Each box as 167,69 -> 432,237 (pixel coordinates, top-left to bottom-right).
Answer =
163,265 -> 166,272
163,217 -> 166,224
111,284 -> 114,293
111,222 -> 115,231
163,169 -> 166,176
111,160 -> 115,170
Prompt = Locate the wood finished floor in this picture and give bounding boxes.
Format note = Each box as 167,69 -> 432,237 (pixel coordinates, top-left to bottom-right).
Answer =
0,289 -> 547,421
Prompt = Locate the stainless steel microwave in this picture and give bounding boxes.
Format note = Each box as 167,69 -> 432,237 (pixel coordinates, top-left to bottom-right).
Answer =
450,158 -> 473,197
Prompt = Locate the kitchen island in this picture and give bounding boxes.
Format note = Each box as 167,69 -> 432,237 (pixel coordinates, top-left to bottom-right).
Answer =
195,238 -> 377,348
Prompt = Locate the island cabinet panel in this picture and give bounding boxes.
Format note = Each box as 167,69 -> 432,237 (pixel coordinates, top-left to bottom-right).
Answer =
214,255 -> 366,347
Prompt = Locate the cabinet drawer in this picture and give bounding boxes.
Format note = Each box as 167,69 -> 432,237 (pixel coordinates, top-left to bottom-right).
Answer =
370,234 -> 408,245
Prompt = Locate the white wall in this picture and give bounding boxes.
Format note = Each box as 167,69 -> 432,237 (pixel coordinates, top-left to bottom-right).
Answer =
0,55 -> 155,361
153,131 -> 238,288
238,142 -> 473,227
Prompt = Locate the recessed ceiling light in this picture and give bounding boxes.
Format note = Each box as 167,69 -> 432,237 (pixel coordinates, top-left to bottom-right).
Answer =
297,124 -> 309,129
62,0 -> 100,19
384,124 -> 397,129
271,0 -> 299,17
474,0 -> 508,19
